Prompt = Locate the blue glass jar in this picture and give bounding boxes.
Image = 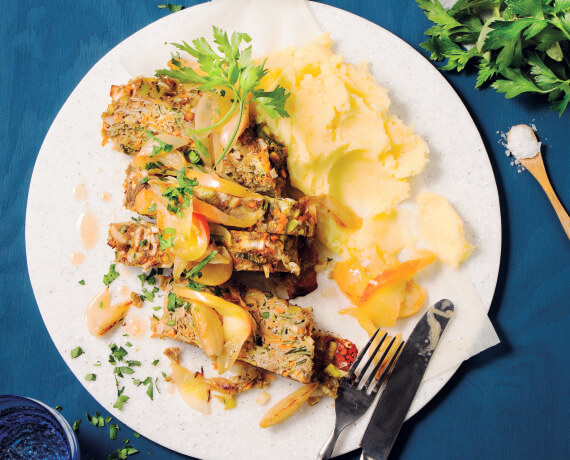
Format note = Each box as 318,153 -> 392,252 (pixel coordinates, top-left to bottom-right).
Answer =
0,395 -> 80,459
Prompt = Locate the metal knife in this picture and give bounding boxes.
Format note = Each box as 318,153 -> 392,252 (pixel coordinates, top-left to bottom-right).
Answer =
360,299 -> 455,460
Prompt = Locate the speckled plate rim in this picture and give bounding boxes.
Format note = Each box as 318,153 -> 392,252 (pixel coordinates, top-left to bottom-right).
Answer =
25,2 -> 502,459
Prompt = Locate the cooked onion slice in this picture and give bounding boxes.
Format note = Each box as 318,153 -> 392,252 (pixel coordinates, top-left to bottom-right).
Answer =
173,287 -> 253,373
191,301 -> 224,358
85,287 -> 132,336
133,135 -> 189,170
186,169 -> 260,198
194,198 -> 261,228
169,361 -> 211,415
398,280 -> 427,318
259,383 -> 318,428
186,247 -> 234,286
220,103 -> 250,149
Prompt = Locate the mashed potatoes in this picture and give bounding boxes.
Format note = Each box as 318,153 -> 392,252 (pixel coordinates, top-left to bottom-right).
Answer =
254,35 -> 427,217
416,192 -> 474,267
254,35 -> 472,266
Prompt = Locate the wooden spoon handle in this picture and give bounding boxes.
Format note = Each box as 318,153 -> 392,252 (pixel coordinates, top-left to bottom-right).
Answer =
526,165 -> 570,240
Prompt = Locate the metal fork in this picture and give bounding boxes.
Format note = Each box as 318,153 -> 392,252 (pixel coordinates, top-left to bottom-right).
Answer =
316,329 -> 404,460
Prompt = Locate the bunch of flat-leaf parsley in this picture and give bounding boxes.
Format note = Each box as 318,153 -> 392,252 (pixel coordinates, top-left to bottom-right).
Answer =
156,26 -> 290,165
417,0 -> 570,115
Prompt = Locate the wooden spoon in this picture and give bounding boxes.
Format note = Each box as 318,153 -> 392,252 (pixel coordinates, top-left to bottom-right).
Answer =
507,124 -> 570,240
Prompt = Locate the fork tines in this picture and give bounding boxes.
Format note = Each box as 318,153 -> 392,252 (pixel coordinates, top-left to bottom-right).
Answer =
346,329 -> 404,395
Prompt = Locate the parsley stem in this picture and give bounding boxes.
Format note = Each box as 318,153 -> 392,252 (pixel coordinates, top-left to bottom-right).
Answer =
548,18 -> 570,41
214,101 -> 245,168
185,99 -> 237,135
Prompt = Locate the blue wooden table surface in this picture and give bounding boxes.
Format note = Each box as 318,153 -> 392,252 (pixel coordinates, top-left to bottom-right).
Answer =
1,1 -> 569,459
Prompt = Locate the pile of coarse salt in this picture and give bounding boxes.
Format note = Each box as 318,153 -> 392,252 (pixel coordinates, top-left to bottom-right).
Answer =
499,124 -> 541,172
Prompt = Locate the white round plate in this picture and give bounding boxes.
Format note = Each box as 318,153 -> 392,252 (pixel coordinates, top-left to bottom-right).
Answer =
26,2 -> 501,459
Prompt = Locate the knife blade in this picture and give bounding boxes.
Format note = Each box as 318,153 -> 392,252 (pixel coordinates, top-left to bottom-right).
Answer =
360,299 -> 454,460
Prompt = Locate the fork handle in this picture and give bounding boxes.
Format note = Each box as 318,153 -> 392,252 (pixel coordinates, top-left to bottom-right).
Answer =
316,427 -> 342,460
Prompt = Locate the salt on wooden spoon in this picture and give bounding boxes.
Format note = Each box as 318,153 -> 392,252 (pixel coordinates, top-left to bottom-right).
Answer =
507,124 -> 570,239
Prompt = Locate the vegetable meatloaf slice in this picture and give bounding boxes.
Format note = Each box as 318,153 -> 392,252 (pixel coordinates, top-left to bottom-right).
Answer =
151,285 -> 315,383
107,221 -> 301,275
217,124 -> 288,197
101,76 -> 199,155
123,166 -> 316,237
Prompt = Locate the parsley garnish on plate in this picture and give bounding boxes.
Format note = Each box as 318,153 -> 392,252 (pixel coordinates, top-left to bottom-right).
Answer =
113,395 -> 130,410
156,27 -> 290,165
417,0 -> 570,115
103,264 -> 120,286
70,346 -> 84,359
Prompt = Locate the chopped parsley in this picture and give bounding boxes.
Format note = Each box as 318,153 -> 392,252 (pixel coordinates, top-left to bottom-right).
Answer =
145,160 -> 164,171
70,346 -> 84,359
146,130 -> 174,156
186,279 -> 206,291
72,419 -> 82,432
78,279 -> 85,285
139,176 -> 149,184
85,373 -> 97,382
185,250 -> 218,281
86,411 -> 105,427
151,359 -> 159,366
55,405 -> 63,412
140,287 -> 159,302
108,445 -> 139,459
261,312 -> 269,319
138,269 -> 157,287
103,264 -> 120,286
166,292 -> 177,312
109,343 -> 128,362
162,167 -> 198,216
192,136 -> 210,160
114,366 -> 135,377
109,423 -> 119,440
113,395 -> 130,410
159,227 -> 176,249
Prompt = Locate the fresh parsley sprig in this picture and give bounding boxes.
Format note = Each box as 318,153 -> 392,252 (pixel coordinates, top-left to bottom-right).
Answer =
417,0 -> 570,115
156,26 -> 290,165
